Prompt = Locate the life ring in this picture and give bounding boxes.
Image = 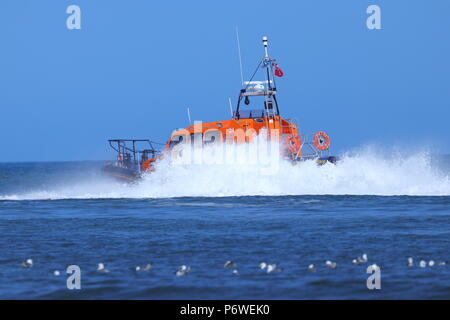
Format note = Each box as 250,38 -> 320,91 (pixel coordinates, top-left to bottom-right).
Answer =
314,131 -> 330,151
286,135 -> 301,154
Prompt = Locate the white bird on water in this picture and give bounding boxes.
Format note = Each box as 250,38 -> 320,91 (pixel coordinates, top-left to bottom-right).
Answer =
259,262 -> 281,273
419,260 -> 427,268
359,254 -> 368,263
407,257 -> 414,267
224,261 -> 236,269
136,264 -> 152,272
53,270 -> 60,276
428,260 -> 435,267
97,263 -> 109,273
176,265 -> 191,276
266,264 -> 281,274
308,264 -> 316,272
21,259 -> 33,268
352,254 -> 368,265
325,260 -> 337,269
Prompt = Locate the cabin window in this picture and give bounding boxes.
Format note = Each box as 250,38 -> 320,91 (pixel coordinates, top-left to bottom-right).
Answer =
190,133 -> 203,146
204,130 -> 222,145
169,134 -> 186,149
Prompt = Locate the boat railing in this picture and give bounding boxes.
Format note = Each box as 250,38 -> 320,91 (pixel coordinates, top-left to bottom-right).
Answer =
240,89 -> 277,97
295,133 -> 330,160
107,139 -> 163,170
280,118 -> 298,137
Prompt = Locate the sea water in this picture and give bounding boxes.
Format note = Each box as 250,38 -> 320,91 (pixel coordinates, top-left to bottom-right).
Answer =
1,147 -> 450,299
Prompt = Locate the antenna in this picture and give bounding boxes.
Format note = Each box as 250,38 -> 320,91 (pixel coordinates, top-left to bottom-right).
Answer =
235,27 -> 244,86
187,107 -> 192,125
262,36 -> 269,57
228,97 -> 233,117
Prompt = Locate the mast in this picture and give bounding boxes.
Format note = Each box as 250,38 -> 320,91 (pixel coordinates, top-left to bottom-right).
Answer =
262,36 -> 272,90
262,36 -> 269,58
234,36 -> 280,120
261,36 -> 278,121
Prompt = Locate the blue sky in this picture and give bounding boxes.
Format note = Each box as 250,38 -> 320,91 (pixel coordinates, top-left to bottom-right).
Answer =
1,0 -> 449,161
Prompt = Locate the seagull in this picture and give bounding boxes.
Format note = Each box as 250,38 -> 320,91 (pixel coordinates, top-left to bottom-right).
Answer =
21,259 -> 33,268
224,261 -> 236,268
307,264 -> 316,272
325,260 -> 337,269
407,257 -> 414,267
359,254 -> 368,263
97,263 -> 109,273
136,263 -> 152,272
352,254 -> 368,265
176,265 -> 191,276
266,264 -> 280,274
142,263 -> 152,271
232,269 -> 239,275
428,260 -> 435,267
259,262 -> 267,270
53,270 -> 60,276
419,260 -> 427,268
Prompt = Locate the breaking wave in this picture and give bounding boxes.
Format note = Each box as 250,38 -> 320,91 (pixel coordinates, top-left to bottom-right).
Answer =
1,143 -> 450,200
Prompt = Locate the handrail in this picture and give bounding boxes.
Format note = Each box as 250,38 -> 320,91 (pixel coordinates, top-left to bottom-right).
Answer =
108,139 -> 163,155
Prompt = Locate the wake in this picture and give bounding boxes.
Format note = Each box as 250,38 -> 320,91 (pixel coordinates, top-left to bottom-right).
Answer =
1,145 -> 450,200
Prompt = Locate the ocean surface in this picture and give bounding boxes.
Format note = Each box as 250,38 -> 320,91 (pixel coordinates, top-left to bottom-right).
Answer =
1,151 -> 450,299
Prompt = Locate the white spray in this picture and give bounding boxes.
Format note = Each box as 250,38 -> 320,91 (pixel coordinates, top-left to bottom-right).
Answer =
1,141 -> 450,200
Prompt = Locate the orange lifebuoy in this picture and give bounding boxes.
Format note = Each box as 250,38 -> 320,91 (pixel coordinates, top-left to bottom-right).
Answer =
286,135 -> 301,154
314,131 -> 330,151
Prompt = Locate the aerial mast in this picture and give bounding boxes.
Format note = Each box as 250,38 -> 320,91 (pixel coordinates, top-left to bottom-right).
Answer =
262,36 -> 269,58
261,36 -> 278,120
234,36 -> 280,119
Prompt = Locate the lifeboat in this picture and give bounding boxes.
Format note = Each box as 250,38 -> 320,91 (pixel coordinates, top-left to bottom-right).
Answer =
103,37 -> 337,182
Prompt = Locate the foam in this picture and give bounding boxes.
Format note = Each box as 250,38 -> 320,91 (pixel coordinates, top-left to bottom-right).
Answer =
1,142 -> 450,200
